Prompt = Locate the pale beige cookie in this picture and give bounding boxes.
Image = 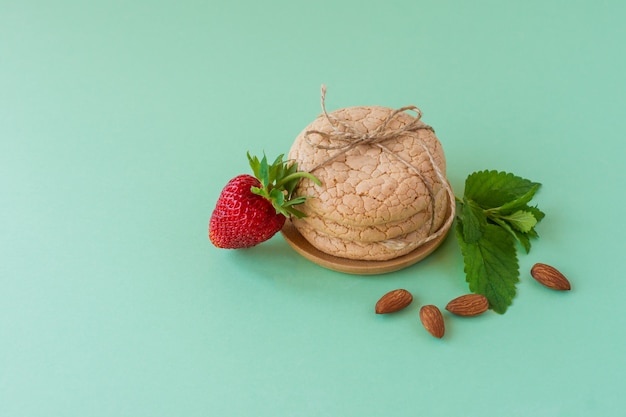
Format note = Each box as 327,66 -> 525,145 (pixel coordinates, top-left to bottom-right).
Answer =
290,218 -> 433,261
293,210 -> 429,243
288,105 -> 451,260
289,106 -> 447,226
292,182 -> 449,243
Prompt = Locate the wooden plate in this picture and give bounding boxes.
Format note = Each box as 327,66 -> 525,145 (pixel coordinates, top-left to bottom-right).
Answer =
281,210 -> 453,275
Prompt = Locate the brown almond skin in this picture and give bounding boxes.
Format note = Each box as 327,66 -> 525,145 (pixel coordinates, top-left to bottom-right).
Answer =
445,294 -> 489,316
375,289 -> 413,314
531,263 -> 571,291
419,305 -> 445,338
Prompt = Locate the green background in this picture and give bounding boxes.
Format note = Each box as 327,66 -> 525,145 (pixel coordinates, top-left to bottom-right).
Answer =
2,1 -> 625,416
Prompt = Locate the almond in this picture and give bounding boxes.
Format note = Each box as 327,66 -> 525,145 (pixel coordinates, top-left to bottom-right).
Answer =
530,263 -> 571,291
375,289 -> 413,314
419,305 -> 445,338
445,294 -> 489,316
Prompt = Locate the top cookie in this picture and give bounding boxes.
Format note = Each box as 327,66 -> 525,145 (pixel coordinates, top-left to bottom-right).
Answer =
288,106 -> 447,227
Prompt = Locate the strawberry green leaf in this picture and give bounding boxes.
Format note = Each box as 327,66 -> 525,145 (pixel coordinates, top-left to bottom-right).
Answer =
284,206 -> 306,219
247,152 -> 321,218
247,153 -> 261,178
283,196 -> 309,207
258,154 -> 270,188
269,188 -> 285,208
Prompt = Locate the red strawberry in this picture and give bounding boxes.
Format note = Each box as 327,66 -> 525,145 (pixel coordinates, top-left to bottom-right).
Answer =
209,153 -> 320,249
209,174 -> 286,248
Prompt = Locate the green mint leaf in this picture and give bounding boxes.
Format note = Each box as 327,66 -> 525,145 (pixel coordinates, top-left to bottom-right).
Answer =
455,218 -> 519,314
496,183 -> 541,214
499,210 -> 538,233
461,199 -> 485,243
456,169 -> 545,312
490,216 -> 532,253
526,227 -> 539,239
514,230 -> 532,253
464,170 -> 540,209
526,205 -> 545,222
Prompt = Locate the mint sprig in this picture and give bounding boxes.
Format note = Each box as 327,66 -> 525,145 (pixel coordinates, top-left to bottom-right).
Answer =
455,170 -> 544,313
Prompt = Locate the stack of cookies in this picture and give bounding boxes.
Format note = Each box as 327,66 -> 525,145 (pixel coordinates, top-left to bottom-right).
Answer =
287,104 -> 453,261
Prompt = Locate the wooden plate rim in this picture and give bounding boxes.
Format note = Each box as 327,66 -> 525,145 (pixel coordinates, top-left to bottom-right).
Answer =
280,209 -> 453,275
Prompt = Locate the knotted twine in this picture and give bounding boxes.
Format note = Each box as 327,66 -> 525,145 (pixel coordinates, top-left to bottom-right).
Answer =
302,85 -> 455,251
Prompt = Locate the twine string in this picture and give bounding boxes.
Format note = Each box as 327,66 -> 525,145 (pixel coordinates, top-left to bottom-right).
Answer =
303,85 -> 455,248
305,85 -> 434,156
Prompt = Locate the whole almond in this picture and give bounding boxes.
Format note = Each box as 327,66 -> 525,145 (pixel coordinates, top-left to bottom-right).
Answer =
419,305 -> 445,338
445,294 -> 489,316
375,289 -> 413,314
530,263 -> 571,291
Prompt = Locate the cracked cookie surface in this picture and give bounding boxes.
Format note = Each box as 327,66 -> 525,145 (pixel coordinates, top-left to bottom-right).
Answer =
288,105 -> 449,261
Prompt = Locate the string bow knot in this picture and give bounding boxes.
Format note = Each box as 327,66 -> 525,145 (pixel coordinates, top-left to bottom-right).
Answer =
304,85 -> 434,158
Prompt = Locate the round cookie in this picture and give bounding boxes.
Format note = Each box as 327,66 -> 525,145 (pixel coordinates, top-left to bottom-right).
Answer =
288,105 -> 451,261
290,106 -> 446,226
291,218 -> 434,261
292,183 -> 449,243
293,210 -> 430,243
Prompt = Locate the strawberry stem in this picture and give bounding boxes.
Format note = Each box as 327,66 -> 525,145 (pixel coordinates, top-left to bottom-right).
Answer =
275,172 -> 321,190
